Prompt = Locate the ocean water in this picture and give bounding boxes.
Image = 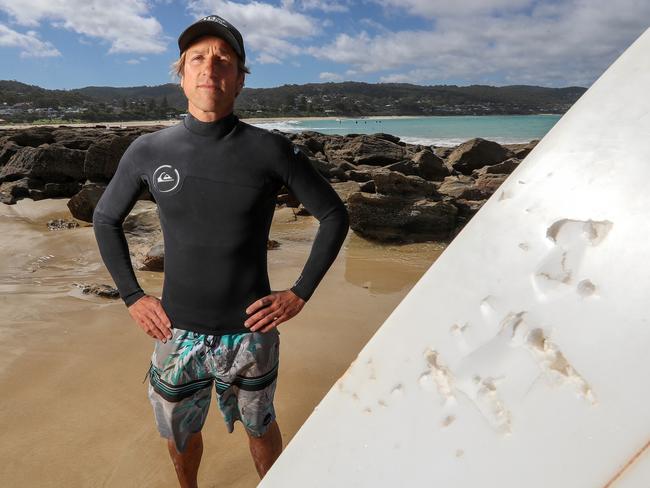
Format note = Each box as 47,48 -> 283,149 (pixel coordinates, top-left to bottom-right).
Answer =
249,114 -> 562,147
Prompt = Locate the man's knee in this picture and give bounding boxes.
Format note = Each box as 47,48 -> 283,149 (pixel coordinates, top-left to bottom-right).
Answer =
246,418 -> 278,440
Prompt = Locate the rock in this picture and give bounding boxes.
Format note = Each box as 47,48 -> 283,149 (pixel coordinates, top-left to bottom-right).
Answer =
438,175 -> 484,200
472,157 -> 520,176
359,180 -> 375,193
447,138 -> 514,175
370,132 -> 401,144
84,132 -> 140,182
72,282 -> 120,299
0,177 -> 30,204
474,173 -> 508,197
324,134 -> 407,166
382,160 -> 414,175
348,191 -> 458,242
503,140 -> 539,159
411,150 -> 450,181
0,143 -> 86,182
67,182 -> 107,222
51,128 -> 99,150
6,126 -> 56,147
454,198 -> 487,221
373,171 -> 440,198
29,181 -> 83,200
142,240 -> 164,271
433,146 -> 455,159
331,181 -> 362,202
0,141 -> 20,167
47,218 -> 80,230
346,168 -> 379,183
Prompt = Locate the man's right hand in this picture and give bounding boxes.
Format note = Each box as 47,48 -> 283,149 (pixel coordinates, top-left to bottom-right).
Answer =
127,295 -> 173,342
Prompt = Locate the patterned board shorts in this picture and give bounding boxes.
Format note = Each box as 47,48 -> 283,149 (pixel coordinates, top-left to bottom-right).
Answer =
143,326 -> 280,454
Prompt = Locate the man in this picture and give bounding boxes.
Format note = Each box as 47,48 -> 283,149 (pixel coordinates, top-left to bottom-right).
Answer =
92,14 -> 349,487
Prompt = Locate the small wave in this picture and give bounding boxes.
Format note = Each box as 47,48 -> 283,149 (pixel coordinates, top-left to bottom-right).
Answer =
400,136 -> 536,147
249,120 -> 302,132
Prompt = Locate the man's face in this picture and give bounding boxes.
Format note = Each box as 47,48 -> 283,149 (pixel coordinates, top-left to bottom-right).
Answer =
180,35 -> 244,116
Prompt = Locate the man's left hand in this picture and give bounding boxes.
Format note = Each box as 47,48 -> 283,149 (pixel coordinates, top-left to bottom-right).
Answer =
244,289 -> 305,332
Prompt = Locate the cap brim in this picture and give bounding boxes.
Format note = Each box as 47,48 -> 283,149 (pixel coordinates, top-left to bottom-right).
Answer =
178,21 -> 243,60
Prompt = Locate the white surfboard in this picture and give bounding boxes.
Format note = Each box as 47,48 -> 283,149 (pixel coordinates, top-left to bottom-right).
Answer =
260,27 -> 650,488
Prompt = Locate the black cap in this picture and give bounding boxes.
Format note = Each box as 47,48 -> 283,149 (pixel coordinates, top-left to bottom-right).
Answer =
178,15 -> 245,63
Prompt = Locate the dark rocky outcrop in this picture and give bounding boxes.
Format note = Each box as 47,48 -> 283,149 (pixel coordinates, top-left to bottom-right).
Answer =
347,192 -> 458,242
0,124 -> 163,204
0,122 -> 539,243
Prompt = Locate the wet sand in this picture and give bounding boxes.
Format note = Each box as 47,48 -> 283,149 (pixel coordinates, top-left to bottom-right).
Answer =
0,198 -> 445,487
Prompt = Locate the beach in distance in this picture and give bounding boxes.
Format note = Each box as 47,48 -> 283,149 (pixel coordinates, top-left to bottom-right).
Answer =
0,113 -> 558,147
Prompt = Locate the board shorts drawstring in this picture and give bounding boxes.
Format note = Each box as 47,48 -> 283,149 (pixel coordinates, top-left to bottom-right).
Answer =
142,361 -> 153,384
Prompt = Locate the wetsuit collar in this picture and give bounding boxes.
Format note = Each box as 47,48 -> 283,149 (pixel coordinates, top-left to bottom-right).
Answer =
183,110 -> 238,138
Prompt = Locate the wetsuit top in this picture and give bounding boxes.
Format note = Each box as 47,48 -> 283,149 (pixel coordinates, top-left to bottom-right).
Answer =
92,110 -> 350,335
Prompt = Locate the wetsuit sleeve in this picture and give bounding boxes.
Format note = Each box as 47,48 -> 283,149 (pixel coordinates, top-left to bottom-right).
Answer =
92,138 -> 147,307
282,141 -> 350,302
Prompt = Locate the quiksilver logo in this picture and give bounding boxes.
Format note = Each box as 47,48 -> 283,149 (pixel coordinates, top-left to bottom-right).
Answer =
157,172 -> 174,183
202,15 -> 230,29
152,164 -> 180,193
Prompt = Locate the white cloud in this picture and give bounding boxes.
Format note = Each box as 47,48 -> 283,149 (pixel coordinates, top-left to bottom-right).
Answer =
186,0 -> 319,64
375,0 -> 531,17
309,0 -> 650,87
319,71 -> 343,81
0,23 -> 61,57
282,0 -> 350,13
0,0 -> 169,55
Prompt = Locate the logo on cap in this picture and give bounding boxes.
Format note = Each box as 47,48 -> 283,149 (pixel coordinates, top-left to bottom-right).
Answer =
153,164 -> 180,193
202,15 -> 231,28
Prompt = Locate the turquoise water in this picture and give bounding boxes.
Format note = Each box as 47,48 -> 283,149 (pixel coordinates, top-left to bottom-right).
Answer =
250,114 -> 561,147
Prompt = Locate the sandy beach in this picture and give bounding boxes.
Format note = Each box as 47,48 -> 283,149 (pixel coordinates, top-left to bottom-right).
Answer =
0,197 -> 445,487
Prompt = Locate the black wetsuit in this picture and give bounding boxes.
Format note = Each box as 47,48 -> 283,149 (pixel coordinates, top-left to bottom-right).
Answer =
92,111 -> 350,335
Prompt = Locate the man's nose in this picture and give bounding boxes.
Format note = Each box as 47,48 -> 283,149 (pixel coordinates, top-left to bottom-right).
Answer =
202,57 -> 222,75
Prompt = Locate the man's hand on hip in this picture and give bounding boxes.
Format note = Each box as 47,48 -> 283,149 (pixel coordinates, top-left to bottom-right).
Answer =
244,289 -> 305,333
127,295 -> 173,342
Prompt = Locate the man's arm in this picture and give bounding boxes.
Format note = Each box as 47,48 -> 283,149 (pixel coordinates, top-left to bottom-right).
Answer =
92,138 -> 147,307
281,140 -> 350,302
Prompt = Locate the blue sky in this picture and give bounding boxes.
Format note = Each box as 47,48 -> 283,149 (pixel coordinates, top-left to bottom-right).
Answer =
0,0 -> 649,90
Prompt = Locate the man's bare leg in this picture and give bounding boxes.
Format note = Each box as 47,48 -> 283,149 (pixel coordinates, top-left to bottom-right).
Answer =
167,431 -> 203,488
247,419 -> 283,479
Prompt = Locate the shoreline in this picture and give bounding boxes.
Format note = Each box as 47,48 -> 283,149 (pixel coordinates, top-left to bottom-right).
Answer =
0,113 -> 561,131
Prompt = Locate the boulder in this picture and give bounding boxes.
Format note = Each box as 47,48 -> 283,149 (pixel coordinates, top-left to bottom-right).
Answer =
331,181 -> 362,202
438,175 -> 484,200
324,134 -> 407,166
84,133 -> 140,182
348,191 -> 458,242
373,171 -> 440,198
0,143 -> 86,182
472,157 -> 520,176
447,138 -> 514,175
68,182 -> 107,222
411,149 -> 450,181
